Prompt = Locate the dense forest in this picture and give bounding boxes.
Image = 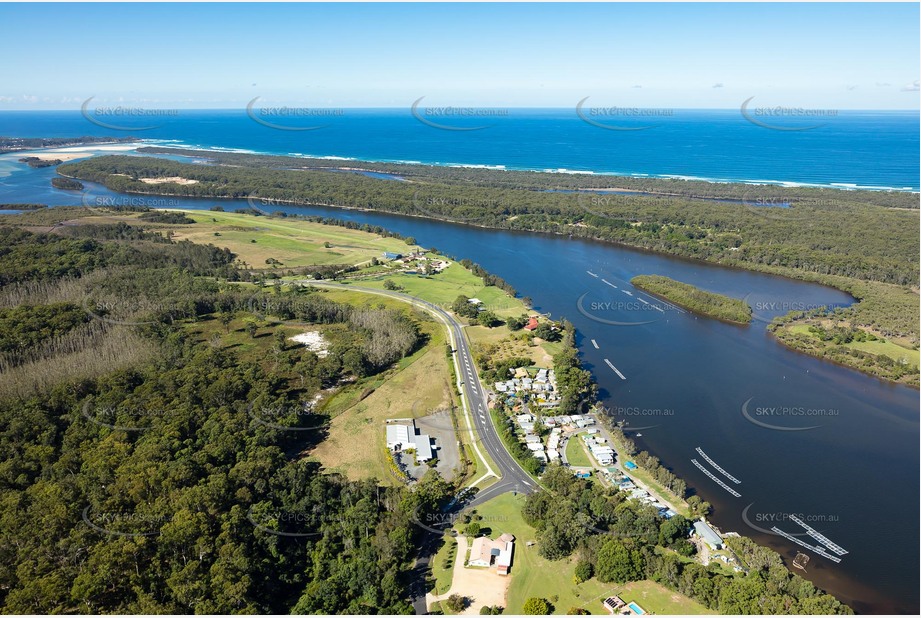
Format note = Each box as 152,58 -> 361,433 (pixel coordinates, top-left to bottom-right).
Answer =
631,275 -> 753,324
0,220 -> 455,613
137,146 -> 917,210
0,206 -> 862,613
59,155 -> 918,288
522,466 -> 852,615
58,153 -> 918,383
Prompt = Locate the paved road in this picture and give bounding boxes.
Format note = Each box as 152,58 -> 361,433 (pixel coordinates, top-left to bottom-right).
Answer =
298,281 -> 537,613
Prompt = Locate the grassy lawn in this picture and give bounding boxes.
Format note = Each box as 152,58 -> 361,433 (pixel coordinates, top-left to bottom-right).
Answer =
358,262 -> 528,318
166,209 -> 410,268
473,494 -> 711,615
309,308 -> 455,484
429,536 -> 459,597
789,324 -> 920,366
565,436 -> 593,468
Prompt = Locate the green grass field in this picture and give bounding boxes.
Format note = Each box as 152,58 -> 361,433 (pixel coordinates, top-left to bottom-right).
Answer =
357,262 -> 528,318
789,324 -> 920,366
168,209 -> 410,268
565,436 -> 593,468
429,536 -> 458,597
473,494 -> 712,615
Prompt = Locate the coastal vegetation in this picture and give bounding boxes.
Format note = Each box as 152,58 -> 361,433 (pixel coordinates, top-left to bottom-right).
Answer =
486,470 -> 849,615
59,153 -> 918,383
19,156 -> 61,168
630,275 -> 752,324
0,135 -> 136,153
51,177 -> 84,190
0,205 -> 859,613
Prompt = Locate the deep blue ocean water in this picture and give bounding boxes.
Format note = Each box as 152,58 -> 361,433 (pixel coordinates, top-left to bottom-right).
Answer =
0,108 -> 917,191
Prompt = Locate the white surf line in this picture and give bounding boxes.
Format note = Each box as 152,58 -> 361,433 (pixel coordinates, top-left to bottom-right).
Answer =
690,458 -> 741,497
591,339 -> 599,349
603,358 -> 626,380
587,270 -> 599,278
601,278 -> 617,288
695,447 -> 741,484
770,527 -> 842,563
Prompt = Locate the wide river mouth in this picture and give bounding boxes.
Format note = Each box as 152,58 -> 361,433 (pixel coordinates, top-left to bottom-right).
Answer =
2,155 -> 919,614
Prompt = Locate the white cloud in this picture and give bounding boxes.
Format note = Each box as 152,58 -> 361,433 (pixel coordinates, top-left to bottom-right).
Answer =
900,79 -> 920,92
712,83 -> 724,88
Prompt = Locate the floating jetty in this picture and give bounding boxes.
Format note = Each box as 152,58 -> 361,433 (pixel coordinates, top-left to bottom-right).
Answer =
792,552 -> 810,571
622,290 -> 633,296
695,447 -> 741,484
637,298 -> 649,305
652,305 -> 665,313
770,527 -> 842,563
601,278 -> 617,288
789,515 -> 848,556
604,358 -> 627,380
691,458 -> 742,497
591,339 -> 599,349
587,270 -> 599,278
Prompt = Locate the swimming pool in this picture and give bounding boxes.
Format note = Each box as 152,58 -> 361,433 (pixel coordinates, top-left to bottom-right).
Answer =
627,601 -> 646,615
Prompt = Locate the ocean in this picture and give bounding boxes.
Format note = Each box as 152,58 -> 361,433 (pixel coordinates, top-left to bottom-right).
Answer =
0,108 -> 918,191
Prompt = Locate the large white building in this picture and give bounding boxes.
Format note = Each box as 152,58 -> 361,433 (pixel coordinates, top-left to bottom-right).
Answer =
386,420 -> 435,462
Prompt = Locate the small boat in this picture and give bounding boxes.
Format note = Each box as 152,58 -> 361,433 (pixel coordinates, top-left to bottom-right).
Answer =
636,433 -> 643,437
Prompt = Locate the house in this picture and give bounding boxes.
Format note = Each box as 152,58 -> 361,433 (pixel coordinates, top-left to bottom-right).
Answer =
547,448 -> 560,461
603,596 -> 626,614
524,435 -> 542,445
524,316 -> 539,331
467,298 -> 483,305
383,251 -> 403,260
575,470 -> 592,479
694,520 -> 724,550
469,533 -> 515,575
526,442 -> 544,452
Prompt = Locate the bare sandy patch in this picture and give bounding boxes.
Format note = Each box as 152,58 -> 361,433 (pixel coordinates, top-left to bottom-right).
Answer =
427,536 -> 510,614
15,152 -> 89,162
289,331 -> 329,357
140,176 -> 199,185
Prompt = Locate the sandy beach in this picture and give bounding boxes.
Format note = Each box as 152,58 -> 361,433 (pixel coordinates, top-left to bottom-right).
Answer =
12,143 -> 142,163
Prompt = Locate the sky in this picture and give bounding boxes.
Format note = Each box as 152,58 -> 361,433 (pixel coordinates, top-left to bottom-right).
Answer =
0,2 -> 918,110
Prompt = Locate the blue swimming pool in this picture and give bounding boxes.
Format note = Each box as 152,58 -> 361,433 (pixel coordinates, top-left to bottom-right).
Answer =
627,602 -> 645,615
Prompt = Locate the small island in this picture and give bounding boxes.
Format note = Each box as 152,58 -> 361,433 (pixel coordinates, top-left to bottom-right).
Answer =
19,156 -> 62,168
51,177 -> 84,191
631,274 -> 752,324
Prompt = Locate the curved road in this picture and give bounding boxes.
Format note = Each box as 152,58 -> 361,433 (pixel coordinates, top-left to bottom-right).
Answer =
298,281 -> 537,613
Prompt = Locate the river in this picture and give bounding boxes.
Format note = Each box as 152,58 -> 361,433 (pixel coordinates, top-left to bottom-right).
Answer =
1,155 -> 918,614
